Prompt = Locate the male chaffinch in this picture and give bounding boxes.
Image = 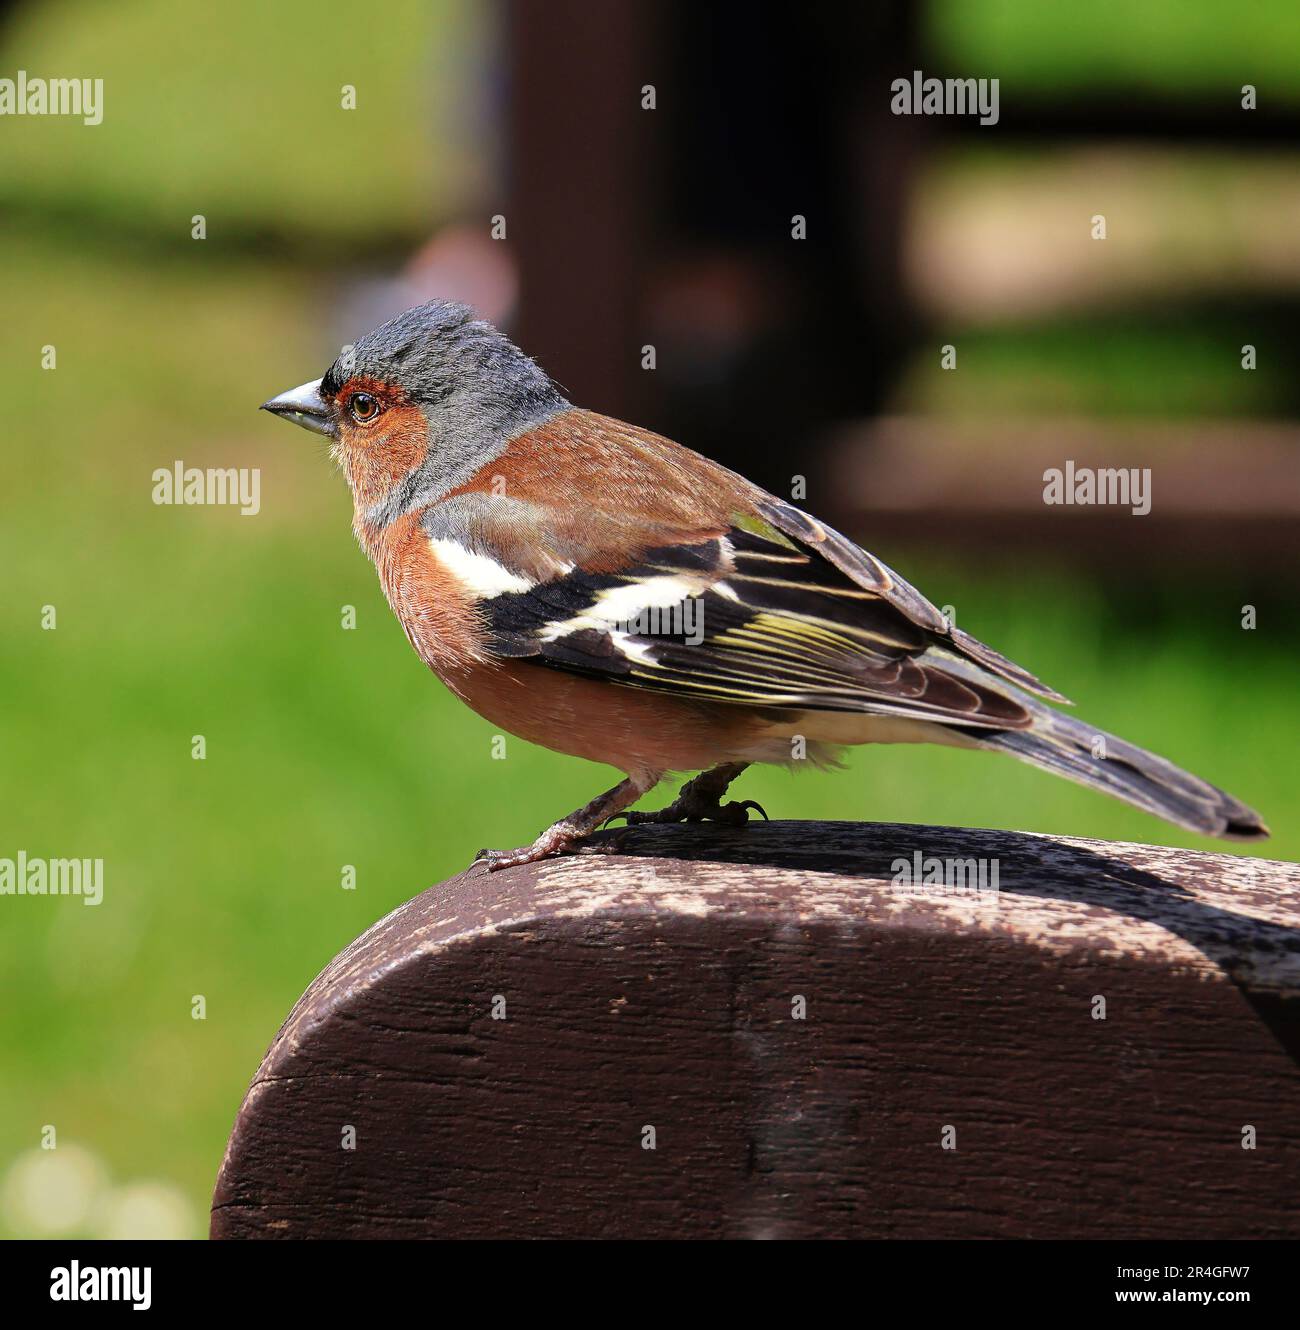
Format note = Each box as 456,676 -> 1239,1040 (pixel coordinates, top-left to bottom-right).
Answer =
262,300 -> 1267,868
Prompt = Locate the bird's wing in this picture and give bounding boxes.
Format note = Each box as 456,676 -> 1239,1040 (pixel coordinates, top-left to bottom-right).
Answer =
751,494 -> 1072,706
427,409 -> 1068,728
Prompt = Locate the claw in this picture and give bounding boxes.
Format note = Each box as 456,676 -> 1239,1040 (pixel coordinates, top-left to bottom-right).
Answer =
472,843 -> 549,872
610,791 -> 771,828
471,847 -> 514,872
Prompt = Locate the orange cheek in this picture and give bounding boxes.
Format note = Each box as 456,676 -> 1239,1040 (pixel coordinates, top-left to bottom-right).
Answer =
342,403 -> 430,513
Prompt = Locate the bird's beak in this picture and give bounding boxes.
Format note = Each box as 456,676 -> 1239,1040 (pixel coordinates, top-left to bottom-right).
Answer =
260,378 -> 338,438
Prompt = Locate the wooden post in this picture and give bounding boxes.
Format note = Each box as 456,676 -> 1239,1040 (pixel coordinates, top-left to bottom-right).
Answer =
506,0 -> 657,425
211,821 -> 1300,1239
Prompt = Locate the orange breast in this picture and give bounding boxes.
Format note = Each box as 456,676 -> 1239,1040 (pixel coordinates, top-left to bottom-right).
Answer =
445,657 -> 794,778
364,512 -> 488,675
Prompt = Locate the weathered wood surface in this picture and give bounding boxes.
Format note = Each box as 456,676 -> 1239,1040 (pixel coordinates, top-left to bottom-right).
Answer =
211,821 -> 1300,1239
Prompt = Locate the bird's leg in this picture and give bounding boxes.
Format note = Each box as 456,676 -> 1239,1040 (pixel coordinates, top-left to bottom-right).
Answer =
611,762 -> 768,827
473,772 -> 661,872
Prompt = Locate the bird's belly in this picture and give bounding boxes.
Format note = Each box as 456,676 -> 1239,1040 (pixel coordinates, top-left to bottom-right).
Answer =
789,712 -> 979,750
440,661 -> 977,776
441,660 -> 797,777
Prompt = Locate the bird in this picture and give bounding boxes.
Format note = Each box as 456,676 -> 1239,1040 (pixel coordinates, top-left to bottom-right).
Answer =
261,300 -> 1268,869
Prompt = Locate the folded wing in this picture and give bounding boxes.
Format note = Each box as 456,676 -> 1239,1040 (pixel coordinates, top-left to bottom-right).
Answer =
478,514 -> 1048,730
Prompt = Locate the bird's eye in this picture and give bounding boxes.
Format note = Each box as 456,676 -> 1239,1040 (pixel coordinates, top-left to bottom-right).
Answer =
348,392 -> 381,423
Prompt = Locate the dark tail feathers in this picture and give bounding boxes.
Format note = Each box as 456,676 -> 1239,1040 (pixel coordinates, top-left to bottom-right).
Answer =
958,707 -> 1268,841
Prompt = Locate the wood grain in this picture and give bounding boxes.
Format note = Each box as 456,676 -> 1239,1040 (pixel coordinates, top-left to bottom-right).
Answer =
210,821 -> 1300,1239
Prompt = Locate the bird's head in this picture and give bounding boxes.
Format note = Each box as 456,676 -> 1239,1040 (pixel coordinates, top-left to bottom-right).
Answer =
261,300 -> 567,530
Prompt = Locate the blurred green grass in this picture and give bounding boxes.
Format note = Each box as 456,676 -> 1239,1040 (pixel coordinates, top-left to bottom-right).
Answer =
930,0 -> 1300,98
0,0 -> 485,244
895,312 -> 1299,418
2,226 -> 1296,1232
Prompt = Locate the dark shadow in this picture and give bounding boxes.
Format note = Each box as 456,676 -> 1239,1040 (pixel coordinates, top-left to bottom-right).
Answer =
584,818 -> 1300,1065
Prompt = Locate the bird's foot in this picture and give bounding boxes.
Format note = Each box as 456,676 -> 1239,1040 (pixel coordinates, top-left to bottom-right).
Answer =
609,764 -> 768,828
614,797 -> 767,828
472,824 -> 629,873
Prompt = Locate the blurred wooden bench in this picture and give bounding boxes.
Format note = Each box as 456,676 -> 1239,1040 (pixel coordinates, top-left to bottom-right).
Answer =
828,416 -> 1300,577
210,821 -> 1300,1239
